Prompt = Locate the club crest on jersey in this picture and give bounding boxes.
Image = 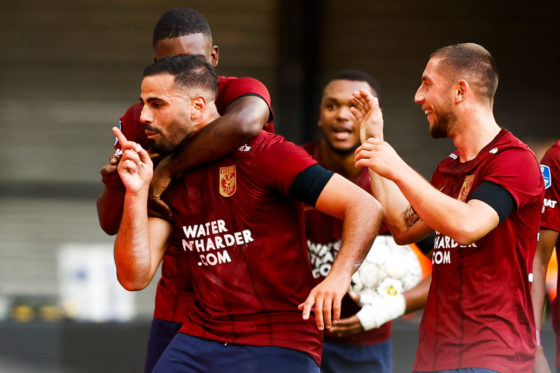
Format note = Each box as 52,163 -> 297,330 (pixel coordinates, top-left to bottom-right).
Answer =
458,175 -> 474,202
219,165 -> 237,197
541,165 -> 551,189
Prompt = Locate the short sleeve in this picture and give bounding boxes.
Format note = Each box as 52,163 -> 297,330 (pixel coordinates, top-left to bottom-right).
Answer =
220,77 -> 271,109
217,77 -> 274,132
252,135 -> 317,197
482,148 -> 543,210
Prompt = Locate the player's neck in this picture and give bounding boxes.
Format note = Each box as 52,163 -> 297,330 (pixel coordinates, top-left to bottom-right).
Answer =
452,110 -> 501,162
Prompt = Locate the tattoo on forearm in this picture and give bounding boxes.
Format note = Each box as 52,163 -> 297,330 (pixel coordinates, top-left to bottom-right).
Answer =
404,206 -> 420,231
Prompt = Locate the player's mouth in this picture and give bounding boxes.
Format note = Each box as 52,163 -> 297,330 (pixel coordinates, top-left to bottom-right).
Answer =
144,128 -> 160,139
332,126 -> 353,141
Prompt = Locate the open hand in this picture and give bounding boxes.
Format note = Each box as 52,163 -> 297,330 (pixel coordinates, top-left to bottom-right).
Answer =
350,89 -> 384,143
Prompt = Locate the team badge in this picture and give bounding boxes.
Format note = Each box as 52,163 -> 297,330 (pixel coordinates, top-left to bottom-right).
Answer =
541,165 -> 551,189
219,165 -> 237,197
458,175 -> 475,202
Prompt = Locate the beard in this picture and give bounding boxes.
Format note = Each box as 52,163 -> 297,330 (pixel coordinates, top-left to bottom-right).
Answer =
429,104 -> 457,139
145,123 -> 190,155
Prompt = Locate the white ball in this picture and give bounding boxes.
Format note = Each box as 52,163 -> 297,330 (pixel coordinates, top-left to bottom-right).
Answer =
384,254 -> 408,280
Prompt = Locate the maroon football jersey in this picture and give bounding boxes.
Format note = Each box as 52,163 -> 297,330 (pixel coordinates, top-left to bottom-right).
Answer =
163,131 -> 322,364
413,129 -> 544,372
540,141 -> 560,370
303,141 -> 391,346
115,76 -> 274,322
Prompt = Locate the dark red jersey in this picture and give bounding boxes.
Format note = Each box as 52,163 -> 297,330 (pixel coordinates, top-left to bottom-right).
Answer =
540,140 -> 560,370
163,131 -> 322,364
413,129 -> 544,373
114,76 -> 273,322
303,141 -> 391,346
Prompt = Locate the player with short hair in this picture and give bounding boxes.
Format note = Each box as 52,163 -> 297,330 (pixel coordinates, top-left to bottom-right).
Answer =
114,54 -> 382,373
304,69 -> 431,373
354,42 -> 544,372
532,140 -> 560,373
95,8 -> 273,372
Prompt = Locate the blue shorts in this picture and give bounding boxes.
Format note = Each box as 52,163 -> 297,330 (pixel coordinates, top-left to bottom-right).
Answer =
153,332 -> 320,373
320,339 -> 392,373
144,318 -> 182,373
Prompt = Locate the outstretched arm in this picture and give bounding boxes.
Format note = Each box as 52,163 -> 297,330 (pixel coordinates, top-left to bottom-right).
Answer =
112,127 -> 171,291
299,173 -> 383,330
532,228 -> 558,373
149,95 -> 270,217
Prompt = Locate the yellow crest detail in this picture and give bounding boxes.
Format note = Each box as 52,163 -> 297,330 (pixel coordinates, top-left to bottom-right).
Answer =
219,165 -> 237,197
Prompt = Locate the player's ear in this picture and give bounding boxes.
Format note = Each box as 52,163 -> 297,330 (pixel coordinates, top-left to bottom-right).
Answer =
455,80 -> 468,103
211,45 -> 219,67
191,96 -> 207,119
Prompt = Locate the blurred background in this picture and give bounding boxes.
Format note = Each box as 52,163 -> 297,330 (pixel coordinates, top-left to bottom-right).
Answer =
0,0 -> 558,371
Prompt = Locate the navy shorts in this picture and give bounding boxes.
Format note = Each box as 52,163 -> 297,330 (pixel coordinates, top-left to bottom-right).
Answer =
320,338 -> 392,373
152,332 -> 320,373
144,318 -> 182,373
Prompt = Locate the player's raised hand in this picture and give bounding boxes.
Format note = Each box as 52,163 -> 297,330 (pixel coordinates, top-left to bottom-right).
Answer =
113,127 -> 153,194
351,89 -> 384,143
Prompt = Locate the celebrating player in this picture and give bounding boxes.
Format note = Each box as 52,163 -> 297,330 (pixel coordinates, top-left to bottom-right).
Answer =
96,8 -> 273,372
114,54 -> 382,372
303,70 -> 432,373
354,42 -> 544,372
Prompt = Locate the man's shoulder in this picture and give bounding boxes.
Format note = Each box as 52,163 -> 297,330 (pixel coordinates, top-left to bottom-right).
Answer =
542,140 -> 560,165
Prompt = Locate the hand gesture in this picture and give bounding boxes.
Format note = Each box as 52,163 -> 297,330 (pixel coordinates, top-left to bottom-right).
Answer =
299,272 -> 351,330
354,138 -> 407,181
113,127 -> 153,194
350,89 -> 384,143
327,314 -> 365,337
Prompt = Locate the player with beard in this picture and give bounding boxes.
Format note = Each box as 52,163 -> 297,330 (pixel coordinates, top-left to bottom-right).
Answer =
354,43 -> 544,372
96,8 -> 273,372
113,54 -> 382,372
304,70 -> 432,373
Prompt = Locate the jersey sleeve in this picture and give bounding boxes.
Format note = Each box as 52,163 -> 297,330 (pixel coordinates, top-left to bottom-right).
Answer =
481,147 -> 543,210
220,77 -> 271,109
218,77 -> 273,131
540,144 -> 560,232
253,135 -> 317,197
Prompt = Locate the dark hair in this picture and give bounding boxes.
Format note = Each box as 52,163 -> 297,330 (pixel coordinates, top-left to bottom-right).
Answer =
330,70 -> 380,97
153,8 -> 212,46
143,54 -> 218,99
431,43 -> 498,102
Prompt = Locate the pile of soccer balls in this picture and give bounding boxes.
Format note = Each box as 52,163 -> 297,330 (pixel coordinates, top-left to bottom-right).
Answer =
351,235 -> 422,301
